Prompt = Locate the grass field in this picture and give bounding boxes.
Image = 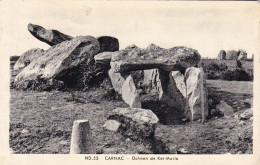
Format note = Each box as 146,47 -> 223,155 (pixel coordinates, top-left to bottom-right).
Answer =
9,79 -> 253,154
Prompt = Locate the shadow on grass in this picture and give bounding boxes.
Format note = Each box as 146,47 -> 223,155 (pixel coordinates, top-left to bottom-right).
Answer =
207,86 -> 252,108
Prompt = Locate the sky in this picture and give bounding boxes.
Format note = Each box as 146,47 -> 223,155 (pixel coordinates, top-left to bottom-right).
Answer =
0,0 -> 259,58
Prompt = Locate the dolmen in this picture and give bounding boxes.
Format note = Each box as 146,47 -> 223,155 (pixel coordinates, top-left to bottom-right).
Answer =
97,44 -> 208,121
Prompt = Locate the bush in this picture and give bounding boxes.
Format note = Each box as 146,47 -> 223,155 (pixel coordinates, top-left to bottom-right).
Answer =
221,69 -> 252,81
203,63 -> 228,80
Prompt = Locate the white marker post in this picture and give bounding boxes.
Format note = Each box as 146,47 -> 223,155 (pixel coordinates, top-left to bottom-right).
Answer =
70,120 -> 96,154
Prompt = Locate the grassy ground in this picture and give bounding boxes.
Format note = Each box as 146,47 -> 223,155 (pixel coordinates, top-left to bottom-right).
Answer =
9,79 -> 253,154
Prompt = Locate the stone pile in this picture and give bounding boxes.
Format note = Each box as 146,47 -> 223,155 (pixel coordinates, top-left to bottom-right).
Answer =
14,23 -> 119,90
13,23 -> 209,128
105,44 -> 208,121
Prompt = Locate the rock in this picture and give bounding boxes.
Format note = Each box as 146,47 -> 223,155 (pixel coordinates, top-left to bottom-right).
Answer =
10,55 -> 20,62
238,49 -> 247,60
111,46 -> 201,73
217,50 -> 226,60
94,52 -> 115,66
14,36 -> 100,90
240,109 -> 252,120
181,118 -> 189,122
28,23 -> 73,46
21,129 -> 29,134
234,114 -> 239,119
143,69 -> 162,93
108,69 -> 125,94
13,48 -> 44,70
108,108 -> 159,140
238,121 -> 245,125
167,144 -> 177,154
211,109 -> 217,116
177,148 -> 189,154
216,100 -> 234,116
208,99 -> 213,106
185,67 -> 208,120
97,36 -> 119,53
146,43 -> 163,51
226,50 -> 238,60
122,75 -> 142,108
159,70 -> 186,112
103,120 -> 121,132
250,117 -> 253,121
243,100 -> 251,108
60,140 -> 69,145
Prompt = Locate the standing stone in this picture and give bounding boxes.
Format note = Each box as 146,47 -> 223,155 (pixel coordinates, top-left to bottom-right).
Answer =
226,50 -> 238,60
13,48 -> 44,70
108,69 -> 125,94
14,36 -> 100,90
70,120 -> 95,154
217,50 -> 226,60
238,49 -> 247,60
143,69 -> 162,93
108,108 -> 159,140
216,100 -> 234,116
185,67 -> 208,121
97,36 -> 119,53
122,75 -> 142,108
28,23 -> 73,46
159,70 -> 186,111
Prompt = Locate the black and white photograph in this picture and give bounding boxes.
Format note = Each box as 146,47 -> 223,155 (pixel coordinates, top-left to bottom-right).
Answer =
0,0 -> 259,164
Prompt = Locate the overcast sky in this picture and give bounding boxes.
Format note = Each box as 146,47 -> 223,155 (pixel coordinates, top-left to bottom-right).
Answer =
0,1 -> 259,58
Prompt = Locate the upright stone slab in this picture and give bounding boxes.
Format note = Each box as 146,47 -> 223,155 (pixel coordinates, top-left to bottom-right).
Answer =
108,69 -> 125,94
122,75 -> 142,108
28,23 -> 73,46
185,67 -> 208,120
217,50 -> 226,60
158,70 -> 186,112
226,50 -> 238,60
238,49 -> 247,60
70,120 -> 95,154
13,48 -> 44,70
143,69 -> 162,93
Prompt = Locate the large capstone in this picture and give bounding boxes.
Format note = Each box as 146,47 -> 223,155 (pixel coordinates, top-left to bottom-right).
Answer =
110,46 -> 201,73
28,23 -> 73,46
14,36 -> 100,90
108,108 -> 159,140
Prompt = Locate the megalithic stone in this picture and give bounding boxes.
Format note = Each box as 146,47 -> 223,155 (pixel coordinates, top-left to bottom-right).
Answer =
70,120 -> 95,154
28,23 -> 73,46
